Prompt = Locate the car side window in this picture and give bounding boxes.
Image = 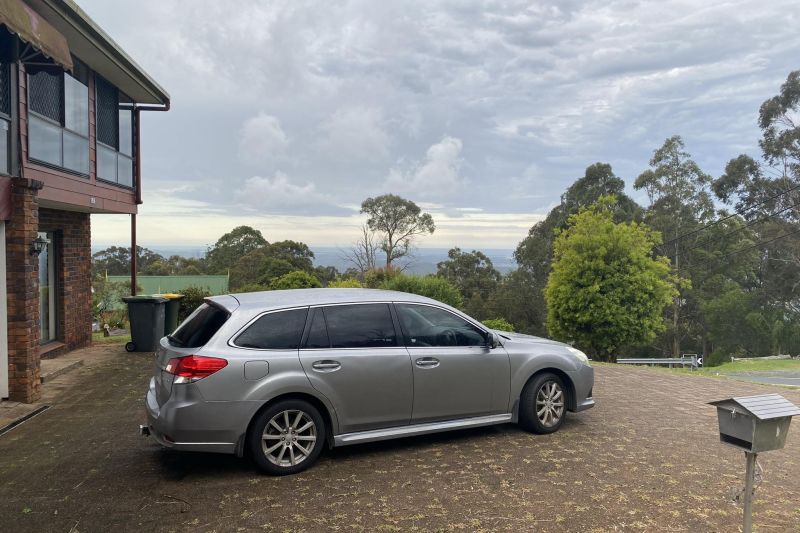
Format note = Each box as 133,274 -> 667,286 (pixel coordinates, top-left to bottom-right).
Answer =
396,304 -> 486,347
303,308 -> 330,349
234,308 -> 309,350
322,304 -> 398,348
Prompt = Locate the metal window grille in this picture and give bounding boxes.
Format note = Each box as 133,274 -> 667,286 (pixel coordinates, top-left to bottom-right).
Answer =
28,69 -> 62,122
0,63 -> 10,116
96,76 -> 118,148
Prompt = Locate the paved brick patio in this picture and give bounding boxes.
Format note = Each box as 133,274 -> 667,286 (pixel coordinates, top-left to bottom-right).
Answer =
1,345 -> 799,532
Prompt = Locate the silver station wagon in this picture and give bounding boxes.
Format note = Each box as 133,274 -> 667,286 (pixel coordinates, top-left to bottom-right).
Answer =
143,288 -> 595,475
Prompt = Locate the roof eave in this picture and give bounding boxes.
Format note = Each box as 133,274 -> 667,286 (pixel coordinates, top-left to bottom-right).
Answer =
30,0 -> 170,106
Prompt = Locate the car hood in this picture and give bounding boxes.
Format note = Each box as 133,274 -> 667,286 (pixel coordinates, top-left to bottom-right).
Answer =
494,330 -> 570,349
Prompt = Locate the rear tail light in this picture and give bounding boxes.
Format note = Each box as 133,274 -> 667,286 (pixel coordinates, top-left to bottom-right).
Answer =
165,355 -> 228,383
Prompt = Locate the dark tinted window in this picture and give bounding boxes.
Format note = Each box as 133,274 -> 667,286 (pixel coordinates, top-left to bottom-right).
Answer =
303,308 -> 330,349
323,304 -> 397,348
396,304 -> 486,347
169,303 -> 229,348
28,69 -> 62,121
96,76 -> 118,147
235,308 -> 308,350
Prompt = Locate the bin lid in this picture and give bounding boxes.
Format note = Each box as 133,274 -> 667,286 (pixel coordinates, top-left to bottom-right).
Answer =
122,295 -> 169,303
155,293 -> 184,300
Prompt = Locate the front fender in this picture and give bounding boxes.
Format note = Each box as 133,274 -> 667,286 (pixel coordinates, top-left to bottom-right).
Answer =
508,351 -> 584,412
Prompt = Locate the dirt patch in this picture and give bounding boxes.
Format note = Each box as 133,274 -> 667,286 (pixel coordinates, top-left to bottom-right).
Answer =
1,351 -> 800,532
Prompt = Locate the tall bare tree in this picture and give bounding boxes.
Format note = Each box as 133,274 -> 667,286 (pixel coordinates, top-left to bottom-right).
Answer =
342,224 -> 378,276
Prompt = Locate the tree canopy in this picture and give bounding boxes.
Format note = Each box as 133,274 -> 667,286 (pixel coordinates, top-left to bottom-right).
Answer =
206,226 -> 269,274
436,247 -> 501,318
361,194 -> 435,268
545,197 -> 679,361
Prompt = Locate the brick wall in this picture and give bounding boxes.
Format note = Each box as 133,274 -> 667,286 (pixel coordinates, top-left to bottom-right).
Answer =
6,178 -> 43,403
39,208 -> 92,355
4,180 -> 93,402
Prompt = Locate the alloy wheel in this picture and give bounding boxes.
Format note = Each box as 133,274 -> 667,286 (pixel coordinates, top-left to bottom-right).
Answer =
536,380 -> 565,428
261,409 -> 318,467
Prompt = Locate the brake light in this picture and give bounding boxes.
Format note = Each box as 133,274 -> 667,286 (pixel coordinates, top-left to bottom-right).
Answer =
165,355 -> 228,383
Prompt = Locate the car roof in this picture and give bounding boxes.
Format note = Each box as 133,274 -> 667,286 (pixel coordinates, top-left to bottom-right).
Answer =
208,288 -> 446,313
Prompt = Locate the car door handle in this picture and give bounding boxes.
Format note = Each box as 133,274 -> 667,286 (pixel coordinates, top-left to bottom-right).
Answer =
415,357 -> 440,368
311,360 -> 341,372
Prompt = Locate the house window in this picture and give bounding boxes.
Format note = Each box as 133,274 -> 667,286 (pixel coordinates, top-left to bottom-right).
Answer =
0,61 -> 10,175
96,76 -> 134,188
27,62 -> 90,175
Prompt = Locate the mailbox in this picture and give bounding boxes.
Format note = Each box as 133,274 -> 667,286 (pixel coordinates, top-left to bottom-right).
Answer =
709,393 -> 800,453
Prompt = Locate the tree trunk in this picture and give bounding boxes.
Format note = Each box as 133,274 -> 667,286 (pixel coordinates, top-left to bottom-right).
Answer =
672,240 -> 680,358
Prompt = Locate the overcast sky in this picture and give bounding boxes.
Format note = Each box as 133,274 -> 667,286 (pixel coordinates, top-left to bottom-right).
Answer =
85,0 -> 799,250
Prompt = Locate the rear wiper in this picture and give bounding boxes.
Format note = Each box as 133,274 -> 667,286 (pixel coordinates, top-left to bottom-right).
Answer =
167,334 -> 184,347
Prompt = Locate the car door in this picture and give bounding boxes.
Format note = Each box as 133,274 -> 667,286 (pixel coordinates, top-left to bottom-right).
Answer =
395,303 -> 510,424
298,303 -> 413,434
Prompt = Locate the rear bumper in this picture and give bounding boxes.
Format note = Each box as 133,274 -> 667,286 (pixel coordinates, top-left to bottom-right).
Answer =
144,378 -> 251,454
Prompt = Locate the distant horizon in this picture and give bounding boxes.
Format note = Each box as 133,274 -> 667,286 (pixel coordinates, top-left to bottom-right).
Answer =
90,244 -> 518,275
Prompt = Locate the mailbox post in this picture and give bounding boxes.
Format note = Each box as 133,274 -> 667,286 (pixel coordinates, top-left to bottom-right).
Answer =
709,393 -> 800,533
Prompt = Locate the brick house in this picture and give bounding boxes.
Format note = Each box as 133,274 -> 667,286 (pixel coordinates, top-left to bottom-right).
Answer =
0,0 -> 169,402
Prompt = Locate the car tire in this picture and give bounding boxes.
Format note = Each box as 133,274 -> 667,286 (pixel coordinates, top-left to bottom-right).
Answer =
248,399 -> 326,476
519,372 -> 567,434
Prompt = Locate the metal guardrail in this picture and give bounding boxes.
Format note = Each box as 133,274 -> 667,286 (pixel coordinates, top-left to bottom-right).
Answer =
617,354 -> 700,370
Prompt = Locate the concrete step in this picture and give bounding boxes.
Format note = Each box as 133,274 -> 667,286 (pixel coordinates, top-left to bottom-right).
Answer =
40,358 -> 84,383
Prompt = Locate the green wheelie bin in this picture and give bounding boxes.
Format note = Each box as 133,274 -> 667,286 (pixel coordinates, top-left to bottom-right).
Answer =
156,293 -> 185,336
122,295 -> 168,352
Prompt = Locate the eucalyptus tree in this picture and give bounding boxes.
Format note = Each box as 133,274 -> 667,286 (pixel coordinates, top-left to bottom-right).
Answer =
634,136 -> 714,357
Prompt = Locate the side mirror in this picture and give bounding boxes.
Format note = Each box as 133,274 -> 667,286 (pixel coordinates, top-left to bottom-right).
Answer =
486,331 -> 500,349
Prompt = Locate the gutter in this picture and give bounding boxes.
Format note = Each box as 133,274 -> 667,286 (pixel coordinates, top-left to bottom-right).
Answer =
49,0 -> 171,105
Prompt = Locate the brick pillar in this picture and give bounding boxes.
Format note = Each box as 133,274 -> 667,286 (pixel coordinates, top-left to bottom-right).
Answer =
6,178 -> 43,403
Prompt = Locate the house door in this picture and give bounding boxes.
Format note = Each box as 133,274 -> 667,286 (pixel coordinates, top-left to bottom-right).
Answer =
38,231 -> 56,344
1,222 -> 8,398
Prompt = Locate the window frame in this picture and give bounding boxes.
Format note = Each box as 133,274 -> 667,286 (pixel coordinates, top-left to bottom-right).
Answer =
394,302 -> 491,349
299,301 -> 403,351
94,74 -> 135,189
26,65 -> 90,177
0,60 -> 12,176
228,306 -> 311,351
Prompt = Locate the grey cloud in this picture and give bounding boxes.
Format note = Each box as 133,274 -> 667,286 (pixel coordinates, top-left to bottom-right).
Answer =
80,0 -> 800,246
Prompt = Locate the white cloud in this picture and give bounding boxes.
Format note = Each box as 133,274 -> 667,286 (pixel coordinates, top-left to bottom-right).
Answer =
316,106 -> 390,162
238,113 -> 289,165
386,136 -> 465,198
237,172 -> 347,216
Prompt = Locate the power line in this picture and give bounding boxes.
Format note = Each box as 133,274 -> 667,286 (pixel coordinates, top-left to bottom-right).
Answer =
682,199 -> 800,255
659,181 -> 800,249
688,225 -> 800,283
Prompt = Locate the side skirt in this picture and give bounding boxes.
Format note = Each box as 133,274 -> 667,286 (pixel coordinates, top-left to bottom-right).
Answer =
333,413 -> 513,447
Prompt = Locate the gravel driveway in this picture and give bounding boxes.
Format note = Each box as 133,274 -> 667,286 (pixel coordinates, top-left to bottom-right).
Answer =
1,346 -> 800,532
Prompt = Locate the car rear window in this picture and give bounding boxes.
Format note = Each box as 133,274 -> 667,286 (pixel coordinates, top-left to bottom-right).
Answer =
168,303 -> 229,348
322,304 -> 398,348
235,308 -> 309,350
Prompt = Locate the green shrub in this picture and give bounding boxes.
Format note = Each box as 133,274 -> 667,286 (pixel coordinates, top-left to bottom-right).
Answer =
705,351 -> 731,367
236,283 -> 268,293
327,278 -> 364,288
364,268 -> 399,288
482,318 -> 515,332
178,286 -> 212,322
380,274 -> 463,308
269,271 -> 322,290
